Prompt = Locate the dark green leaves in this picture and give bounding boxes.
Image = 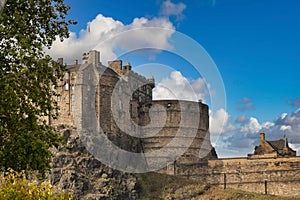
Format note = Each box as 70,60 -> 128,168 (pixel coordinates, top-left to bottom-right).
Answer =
0,0 -> 75,178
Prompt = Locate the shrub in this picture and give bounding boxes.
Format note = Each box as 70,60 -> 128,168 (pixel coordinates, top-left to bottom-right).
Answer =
0,168 -> 72,200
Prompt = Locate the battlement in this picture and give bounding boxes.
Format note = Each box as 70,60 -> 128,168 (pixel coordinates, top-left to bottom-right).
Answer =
51,50 -> 300,198
52,49 -> 216,176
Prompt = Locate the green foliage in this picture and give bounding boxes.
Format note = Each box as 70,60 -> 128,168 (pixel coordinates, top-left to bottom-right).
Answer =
0,168 -> 73,200
0,0 -> 76,177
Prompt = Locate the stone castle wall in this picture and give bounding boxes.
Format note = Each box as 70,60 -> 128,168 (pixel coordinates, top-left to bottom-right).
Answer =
53,50 -> 216,168
52,50 -> 300,198
141,100 -> 217,175
206,157 -> 300,197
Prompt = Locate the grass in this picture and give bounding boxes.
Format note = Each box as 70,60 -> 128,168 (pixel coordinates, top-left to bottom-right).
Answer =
198,186 -> 300,200
136,172 -> 199,200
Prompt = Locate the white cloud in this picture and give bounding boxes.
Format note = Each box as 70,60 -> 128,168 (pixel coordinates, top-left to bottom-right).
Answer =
240,117 -> 262,134
277,108 -> 300,125
261,121 -> 275,129
209,108 -> 231,135
215,107 -> 300,158
280,125 -> 292,132
153,71 -> 209,102
45,14 -> 175,64
160,0 -> 186,21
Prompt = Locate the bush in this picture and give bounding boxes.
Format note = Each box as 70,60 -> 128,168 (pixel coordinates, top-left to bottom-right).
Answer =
0,168 -> 72,200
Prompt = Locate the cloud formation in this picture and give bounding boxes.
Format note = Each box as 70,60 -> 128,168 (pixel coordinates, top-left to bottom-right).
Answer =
235,115 -> 247,124
209,108 -> 233,135
290,98 -> 300,107
153,71 -> 209,102
217,108 -> 300,157
46,14 -> 175,64
160,0 -> 186,21
236,97 -> 254,111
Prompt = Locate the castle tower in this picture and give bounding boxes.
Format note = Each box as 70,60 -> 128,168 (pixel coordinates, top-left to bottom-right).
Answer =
82,50 -> 101,67
141,100 -> 217,174
123,60 -> 132,74
147,75 -> 155,88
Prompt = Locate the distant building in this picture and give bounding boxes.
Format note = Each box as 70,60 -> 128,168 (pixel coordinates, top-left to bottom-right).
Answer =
248,132 -> 296,158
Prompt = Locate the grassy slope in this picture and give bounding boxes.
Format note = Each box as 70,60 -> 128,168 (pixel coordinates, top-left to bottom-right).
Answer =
136,172 -> 300,200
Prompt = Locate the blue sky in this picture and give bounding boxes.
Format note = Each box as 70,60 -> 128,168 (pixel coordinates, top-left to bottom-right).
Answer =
48,0 -> 300,157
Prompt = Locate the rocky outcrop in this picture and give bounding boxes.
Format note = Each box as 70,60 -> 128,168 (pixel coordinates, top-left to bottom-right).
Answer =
50,125 -> 139,200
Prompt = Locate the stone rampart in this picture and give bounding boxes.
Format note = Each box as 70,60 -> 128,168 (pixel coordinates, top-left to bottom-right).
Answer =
141,100 -> 217,174
206,157 -> 300,197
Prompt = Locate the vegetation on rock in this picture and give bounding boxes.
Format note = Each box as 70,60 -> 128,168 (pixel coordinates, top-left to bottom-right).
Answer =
0,0 -> 76,177
0,168 -> 73,200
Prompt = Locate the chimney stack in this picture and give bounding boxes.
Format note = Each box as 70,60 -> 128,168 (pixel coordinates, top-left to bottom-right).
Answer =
88,50 -> 100,67
260,132 -> 265,146
57,58 -> 63,65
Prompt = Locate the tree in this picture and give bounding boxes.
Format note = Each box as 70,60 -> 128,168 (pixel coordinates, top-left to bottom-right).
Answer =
0,0 -> 76,177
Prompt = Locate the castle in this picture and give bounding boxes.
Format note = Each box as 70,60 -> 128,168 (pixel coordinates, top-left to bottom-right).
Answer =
53,50 -> 217,174
52,50 -> 300,197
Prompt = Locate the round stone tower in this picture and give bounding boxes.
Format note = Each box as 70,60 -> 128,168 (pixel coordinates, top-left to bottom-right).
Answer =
141,100 -> 217,173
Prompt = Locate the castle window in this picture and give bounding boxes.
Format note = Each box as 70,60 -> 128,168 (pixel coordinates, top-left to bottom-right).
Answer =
57,96 -> 61,102
64,72 -> 69,80
167,103 -> 171,108
130,104 -> 133,117
65,83 -> 69,91
71,105 -> 75,112
71,94 -> 75,101
71,85 -> 75,91
119,100 -> 123,110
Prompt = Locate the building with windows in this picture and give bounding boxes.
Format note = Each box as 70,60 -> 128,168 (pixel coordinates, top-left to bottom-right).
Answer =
248,132 -> 296,158
53,50 -> 217,172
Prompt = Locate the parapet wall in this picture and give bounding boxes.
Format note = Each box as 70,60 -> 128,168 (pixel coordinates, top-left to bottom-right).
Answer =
207,157 -> 300,197
141,100 -> 217,174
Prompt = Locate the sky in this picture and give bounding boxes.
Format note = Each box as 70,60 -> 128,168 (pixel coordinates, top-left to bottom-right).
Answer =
46,0 -> 300,158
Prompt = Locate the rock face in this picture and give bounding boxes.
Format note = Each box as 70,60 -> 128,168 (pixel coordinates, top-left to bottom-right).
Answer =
50,125 -> 139,200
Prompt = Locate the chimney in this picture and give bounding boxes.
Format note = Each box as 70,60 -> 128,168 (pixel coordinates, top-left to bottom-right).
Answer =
82,52 -> 89,63
74,59 -> 78,65
88,50 -> 100,67
57,58 -> 63,65
260,132 -> 265,146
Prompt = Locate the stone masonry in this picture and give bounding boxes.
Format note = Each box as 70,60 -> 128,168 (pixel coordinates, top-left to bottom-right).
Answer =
52,50 -> 300,198
52,50 -> 217,173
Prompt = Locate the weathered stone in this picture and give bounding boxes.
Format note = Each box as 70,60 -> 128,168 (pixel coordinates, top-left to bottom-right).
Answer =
51,50 -> 217,171
49,125 -> 139,200
49,50 -> 300,198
